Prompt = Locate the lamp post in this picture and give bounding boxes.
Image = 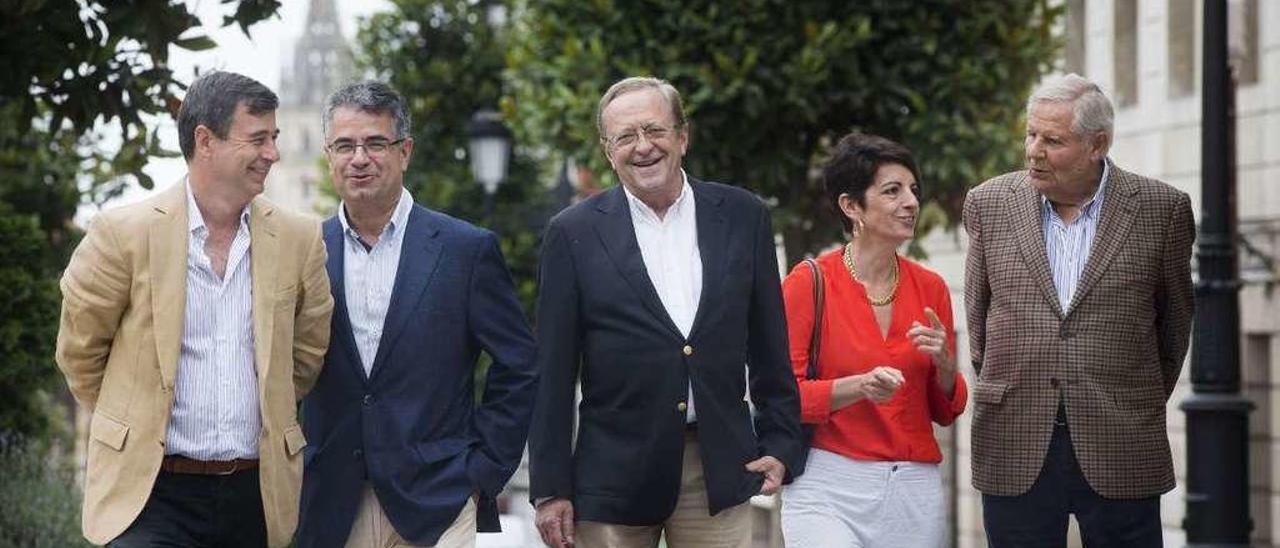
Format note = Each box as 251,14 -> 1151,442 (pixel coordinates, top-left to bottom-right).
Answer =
466,109 -> 513,222
1182,0 -> 1251,545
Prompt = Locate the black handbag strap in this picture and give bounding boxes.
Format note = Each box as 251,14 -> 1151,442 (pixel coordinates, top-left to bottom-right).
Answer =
803,258 -> 824,380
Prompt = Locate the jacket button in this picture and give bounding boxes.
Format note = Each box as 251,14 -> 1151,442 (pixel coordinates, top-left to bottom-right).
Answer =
682,345 -> 693,356
362,394 -> 373,406
676,402 -> 688,412
1059,327 -> 1074,339
353,449 -> 363,459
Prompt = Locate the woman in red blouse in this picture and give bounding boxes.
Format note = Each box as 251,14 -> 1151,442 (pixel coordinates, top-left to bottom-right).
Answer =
780,133 -> 967,548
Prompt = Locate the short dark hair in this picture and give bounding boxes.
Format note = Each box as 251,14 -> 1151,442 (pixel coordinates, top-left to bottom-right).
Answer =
177,71 -> 278,160
323,81 -> 411,140
822,132 -> 921,233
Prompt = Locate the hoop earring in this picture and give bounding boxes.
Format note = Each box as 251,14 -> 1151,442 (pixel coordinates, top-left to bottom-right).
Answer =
851,218 -> 864,238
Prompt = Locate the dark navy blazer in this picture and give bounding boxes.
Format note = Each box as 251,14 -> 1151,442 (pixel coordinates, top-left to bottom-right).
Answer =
527,178 -> 803,525
297,203 -> 537,547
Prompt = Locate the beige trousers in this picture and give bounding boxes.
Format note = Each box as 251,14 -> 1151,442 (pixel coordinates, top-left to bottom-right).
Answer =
576,431 -> 753,548
344,484 -> 477,548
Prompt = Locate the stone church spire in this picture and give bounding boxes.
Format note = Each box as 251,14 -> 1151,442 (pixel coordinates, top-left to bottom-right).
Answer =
282,0 -> 353,107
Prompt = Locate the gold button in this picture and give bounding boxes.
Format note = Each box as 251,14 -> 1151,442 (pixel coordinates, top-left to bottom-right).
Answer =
682,345 -> 693,356
677,402 -> 688,412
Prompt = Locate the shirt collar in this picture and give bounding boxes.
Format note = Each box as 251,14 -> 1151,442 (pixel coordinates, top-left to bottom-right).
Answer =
186,178 -> 251,235
623,170 -> 692,222
1040,157 -> 1110,220
338,186 -> 414,242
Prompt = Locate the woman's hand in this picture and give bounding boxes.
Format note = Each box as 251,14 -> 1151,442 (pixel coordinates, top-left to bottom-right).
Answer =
909,307 -> 953,372
856,366 -> 905,403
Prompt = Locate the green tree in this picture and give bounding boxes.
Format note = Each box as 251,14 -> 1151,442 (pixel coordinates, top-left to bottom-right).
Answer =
0,0 -> 282,440
358,0 -> 550,312
505,0 -> 1062,261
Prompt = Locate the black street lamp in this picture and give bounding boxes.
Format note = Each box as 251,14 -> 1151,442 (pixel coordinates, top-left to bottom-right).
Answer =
466,109 -> 513,222
1182,0 -> 1252,545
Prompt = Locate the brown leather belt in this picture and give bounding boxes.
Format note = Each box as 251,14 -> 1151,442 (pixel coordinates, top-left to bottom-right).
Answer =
161,455 -> 259,475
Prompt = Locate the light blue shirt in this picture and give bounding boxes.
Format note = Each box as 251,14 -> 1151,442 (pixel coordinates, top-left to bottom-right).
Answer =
166,182 -> 260,460
339,187 -> 414,375
1042,159 -> 1110,313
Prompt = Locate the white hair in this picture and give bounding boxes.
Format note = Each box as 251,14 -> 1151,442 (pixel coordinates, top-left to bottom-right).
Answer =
1027,73 -> 1114,139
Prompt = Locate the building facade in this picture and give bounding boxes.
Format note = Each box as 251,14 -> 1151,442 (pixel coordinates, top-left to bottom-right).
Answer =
918,1 -> 1280,546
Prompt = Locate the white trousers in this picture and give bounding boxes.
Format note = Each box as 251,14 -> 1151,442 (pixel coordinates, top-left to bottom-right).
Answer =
781,448 -> 945,548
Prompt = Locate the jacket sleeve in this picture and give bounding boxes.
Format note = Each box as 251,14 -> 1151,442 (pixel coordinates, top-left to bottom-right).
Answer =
292,222 -> 334,400
962,188 -> 990,376
466,231 -> 539,497
56,215 -> 132,411
1156,192 -> 1195,396
746,203 -> 803,475
527,222 -> 582,503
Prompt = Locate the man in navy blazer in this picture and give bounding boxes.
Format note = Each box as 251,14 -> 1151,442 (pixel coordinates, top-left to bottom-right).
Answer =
298,81 -> 537,547
529,76 -> 802,547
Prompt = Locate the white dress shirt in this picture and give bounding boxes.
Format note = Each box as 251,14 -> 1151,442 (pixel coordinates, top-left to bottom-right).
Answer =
166,183 -> 260,460
1042,159 -> 1110,312
340,187 -> 414,376
624,172 -> 702,422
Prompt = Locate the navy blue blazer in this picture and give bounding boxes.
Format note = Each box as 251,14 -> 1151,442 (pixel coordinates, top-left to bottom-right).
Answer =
297,203 -> 537,547
527,178 -> 803,525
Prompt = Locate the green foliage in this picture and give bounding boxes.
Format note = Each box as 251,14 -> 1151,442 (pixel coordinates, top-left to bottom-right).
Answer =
0,1 -> 281,441
505,0 -> 1062,261
358,0 -> 551,313
0,438 -> 91,548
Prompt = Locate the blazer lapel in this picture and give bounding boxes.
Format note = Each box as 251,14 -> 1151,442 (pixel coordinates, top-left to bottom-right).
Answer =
149,182 -> 189,391
323,218 -> 367,382
1008,175 -> 1065,318
249,198 -> 279,387
688,180 -> 727,338
592,186 -> 682,338
1065,167 -> 1139,314
369,205 -> 442,380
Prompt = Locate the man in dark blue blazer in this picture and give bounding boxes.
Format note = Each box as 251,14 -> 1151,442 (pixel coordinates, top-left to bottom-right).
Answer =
529,76 -> 802,548
298,81 -> 537,548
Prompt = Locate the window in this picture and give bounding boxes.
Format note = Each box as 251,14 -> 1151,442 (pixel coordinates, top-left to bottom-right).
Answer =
1114,0 -> 1139,107
1168,0 -> 1196,97
1064,0 -> 1087,75
1229,0 -> 1259,85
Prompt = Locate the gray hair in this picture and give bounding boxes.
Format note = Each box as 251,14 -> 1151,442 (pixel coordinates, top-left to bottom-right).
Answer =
1026,73 -> 1114,138
323,81 -> 411,140
596,76 -> 687,138
178,71 -> 278,160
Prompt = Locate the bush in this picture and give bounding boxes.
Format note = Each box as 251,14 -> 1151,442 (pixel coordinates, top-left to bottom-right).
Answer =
0,437 -> 90,548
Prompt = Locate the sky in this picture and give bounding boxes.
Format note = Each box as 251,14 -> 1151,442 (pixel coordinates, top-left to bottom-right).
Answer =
88,0 -> 391,218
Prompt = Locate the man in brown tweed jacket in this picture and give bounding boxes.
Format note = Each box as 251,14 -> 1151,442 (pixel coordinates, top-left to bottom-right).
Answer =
963,73 -> 1195,547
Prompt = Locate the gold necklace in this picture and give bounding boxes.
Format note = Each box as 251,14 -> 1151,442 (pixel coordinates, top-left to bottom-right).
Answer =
843,243 -> 899,306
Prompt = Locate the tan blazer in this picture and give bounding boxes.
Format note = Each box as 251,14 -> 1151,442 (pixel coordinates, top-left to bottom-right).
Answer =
963,165 -> 1194,499
55,181 -> 333,546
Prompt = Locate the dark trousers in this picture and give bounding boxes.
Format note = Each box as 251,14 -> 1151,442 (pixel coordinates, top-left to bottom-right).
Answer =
982,420 -> 1162,548
108,468 -> 267,548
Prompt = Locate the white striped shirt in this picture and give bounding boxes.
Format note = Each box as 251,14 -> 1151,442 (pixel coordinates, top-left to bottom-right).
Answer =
624,172 -> 702,422
339,187 -> 414,376
1042,160 -> 1110,312
165,184 -> 260,460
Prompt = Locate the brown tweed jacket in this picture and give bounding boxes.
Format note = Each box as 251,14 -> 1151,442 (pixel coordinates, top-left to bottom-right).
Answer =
962,165 -> 1195,499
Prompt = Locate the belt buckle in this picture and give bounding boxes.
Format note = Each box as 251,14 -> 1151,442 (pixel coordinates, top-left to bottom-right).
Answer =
214,460 -> 240,476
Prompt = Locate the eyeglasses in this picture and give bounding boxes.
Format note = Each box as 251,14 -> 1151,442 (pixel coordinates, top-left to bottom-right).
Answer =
326,138 -> 405,158
603,123 -> 681,151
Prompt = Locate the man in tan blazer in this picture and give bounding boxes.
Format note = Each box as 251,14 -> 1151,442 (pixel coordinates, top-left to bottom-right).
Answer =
964,73 -> 1194,547
55,71 -> 333,547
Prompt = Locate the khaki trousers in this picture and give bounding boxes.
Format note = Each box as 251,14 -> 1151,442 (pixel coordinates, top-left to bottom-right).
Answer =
344,484 -> 476,548
576,431 -> 753,548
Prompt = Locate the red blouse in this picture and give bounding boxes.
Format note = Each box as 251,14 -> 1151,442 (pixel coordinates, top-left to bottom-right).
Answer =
782,249 -> 967,463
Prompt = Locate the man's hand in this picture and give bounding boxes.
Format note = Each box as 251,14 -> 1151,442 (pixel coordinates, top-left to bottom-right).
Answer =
535,497 -> 575,547
745,455 -> 786,496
